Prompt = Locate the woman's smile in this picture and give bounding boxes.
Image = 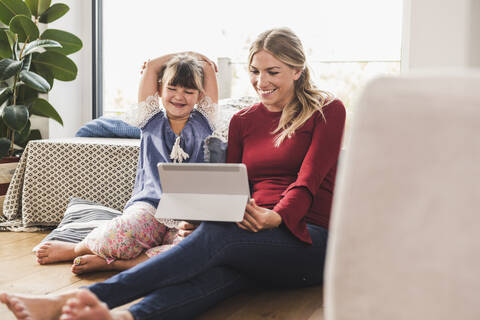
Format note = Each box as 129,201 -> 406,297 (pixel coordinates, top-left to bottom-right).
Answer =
257,88 -> 278,97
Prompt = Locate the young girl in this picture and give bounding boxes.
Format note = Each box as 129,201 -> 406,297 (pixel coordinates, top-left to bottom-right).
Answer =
34,52 -> 219,274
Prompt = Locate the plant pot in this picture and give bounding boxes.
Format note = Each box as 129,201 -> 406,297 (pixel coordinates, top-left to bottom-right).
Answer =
0,156 -> 20,215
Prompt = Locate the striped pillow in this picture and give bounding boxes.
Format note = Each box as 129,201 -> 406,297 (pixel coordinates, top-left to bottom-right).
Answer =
33,198 -> 122,252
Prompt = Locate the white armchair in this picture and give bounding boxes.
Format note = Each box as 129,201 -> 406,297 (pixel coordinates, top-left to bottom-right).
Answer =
325,71 -> 480,320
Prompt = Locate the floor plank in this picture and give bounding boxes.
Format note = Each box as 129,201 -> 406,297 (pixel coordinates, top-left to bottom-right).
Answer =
210,286 -> 323,320
0,233 -> 47,261
1,262 -> 83,294
0,254 -> 43,283
0,231 -> 44,245
308,308 -> 326,320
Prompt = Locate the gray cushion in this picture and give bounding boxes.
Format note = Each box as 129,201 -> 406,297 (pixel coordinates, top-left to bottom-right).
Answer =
204,136 -> 228,163
33,197 -> 122,252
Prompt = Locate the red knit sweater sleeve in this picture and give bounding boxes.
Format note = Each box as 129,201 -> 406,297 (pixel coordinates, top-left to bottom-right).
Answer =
273,100 -> 346,243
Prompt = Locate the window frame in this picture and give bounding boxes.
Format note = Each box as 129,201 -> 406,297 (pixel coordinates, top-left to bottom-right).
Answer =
92,0 -> 103,118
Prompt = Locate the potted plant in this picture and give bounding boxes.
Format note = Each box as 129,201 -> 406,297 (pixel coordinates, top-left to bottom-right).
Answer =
0,0 -> 83,158
0,0 -> 82,206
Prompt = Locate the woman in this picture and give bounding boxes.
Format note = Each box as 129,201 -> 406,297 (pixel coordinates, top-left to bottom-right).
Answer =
0,27 -> 346,320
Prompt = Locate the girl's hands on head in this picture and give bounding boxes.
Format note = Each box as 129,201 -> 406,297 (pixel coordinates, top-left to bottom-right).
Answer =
177,221 -> 199,238
201,58 -> 218,73
185,51 -> 218,72
183,51 -> 218,103
236,199 -> 282,232
140,60 -> 150,74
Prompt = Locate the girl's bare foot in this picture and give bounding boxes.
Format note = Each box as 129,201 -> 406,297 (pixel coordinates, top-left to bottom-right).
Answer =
60,289 -> 133,320
0,291 -> 75,320
35,241 -> 77,264
71,255 -> 113,274
71,254 -> 149,275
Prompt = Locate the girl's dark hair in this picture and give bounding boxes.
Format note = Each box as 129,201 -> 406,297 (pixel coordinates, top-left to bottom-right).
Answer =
158,54 -> 204,91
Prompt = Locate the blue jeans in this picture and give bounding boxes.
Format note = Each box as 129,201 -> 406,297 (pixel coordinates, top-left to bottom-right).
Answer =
88,222 -> 328,320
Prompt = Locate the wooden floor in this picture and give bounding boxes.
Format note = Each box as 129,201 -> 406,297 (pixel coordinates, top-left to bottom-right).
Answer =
0,232 -> 324,319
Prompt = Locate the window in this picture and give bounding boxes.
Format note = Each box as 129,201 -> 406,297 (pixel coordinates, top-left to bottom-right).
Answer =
99,0 -> 403,118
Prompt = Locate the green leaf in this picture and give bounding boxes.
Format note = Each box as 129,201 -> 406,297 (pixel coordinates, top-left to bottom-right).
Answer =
15,83 -> 37,104
9,15 -> 39,42
5,29 -> 14,45
25,0 -> 51,17
38,3 -> 68,23
14,126 -> 41,148
30,97 -> 62,125
0,0 -> 32,26
40,29 -> 81,55
0,137 -> 11,157
13,118 -> 38,148
23,38 -> 61,56
0,86 -> 12,105
0,117 -> 7,135
0,58 -> 22,80
11,39 -> 19,60
30,56 -> 53,87
13,118 -> 29,144
21,51 -> 31,70
19,69 -> 50,92
32,51 -> 77,81
0,29 -> 12,58
1,104 -> 29,131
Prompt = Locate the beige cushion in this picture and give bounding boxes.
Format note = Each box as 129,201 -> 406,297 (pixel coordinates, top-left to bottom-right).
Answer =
325,71 -> 480,320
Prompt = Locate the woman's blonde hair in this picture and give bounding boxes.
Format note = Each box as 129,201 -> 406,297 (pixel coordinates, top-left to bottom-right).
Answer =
158,54 -> 204,93
248,27 -> 334,147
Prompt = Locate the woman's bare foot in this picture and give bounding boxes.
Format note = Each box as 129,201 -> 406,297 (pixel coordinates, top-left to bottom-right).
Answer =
60,289 -> 133,320
35,241 -> 77,264
0,291 -> 75,320
71,255 -> 113,274
60,289 -> 112,320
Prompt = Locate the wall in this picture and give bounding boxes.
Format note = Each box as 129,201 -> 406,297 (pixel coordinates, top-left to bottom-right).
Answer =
402,0 -> 480,70
46,0 -> 93,138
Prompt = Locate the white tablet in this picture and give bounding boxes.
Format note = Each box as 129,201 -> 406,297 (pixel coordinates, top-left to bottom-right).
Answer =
155,163 -> 250,222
